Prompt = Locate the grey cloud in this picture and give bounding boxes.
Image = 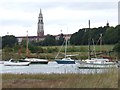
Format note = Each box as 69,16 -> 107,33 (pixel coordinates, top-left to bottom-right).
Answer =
0,1 -> 117,28
0,19 -> 35,27
65,2 -> 117,10
0,1 -> 117,12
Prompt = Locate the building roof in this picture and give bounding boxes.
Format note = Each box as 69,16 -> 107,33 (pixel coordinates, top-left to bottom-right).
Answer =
17,34 -> 72,38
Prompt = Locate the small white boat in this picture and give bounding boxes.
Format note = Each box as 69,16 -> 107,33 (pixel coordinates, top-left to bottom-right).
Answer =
78,58 -> 117,69
4,59 -> 30,66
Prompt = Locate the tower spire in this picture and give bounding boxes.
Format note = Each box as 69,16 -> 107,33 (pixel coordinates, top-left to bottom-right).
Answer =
40,8 -> 42,14
37,9 -> 44,40
39,8 -> 43,17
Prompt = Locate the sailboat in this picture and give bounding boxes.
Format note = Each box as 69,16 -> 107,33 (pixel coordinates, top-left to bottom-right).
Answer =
83,34 -> 116,65
79,20 -> 117,68
55,36 -> 76,64
22,31 -> 49,64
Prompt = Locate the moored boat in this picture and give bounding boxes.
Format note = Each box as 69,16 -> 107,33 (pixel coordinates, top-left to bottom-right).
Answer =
23,58 -> 49,64
55,35 -> 76,64
22,31 -> 49,64
82,58 -> 116,65
78,20 -> 117,69
55,58 -> 75,64
4,59 -> 30,66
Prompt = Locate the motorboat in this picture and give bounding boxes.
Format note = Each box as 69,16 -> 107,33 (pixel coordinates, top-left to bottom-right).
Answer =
4,59 -> 30,66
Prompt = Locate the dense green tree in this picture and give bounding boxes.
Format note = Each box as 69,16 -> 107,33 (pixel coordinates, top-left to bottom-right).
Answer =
115,25 -> 120,42
104,27 -> 118,44
57,33 -> 65,45
42,34 -> 56,46
70,25 -> 119,45
70,29 -> 86,45
113,42 -> 120,52
28,44 -> 39,53
2,35 -> 18,48
113,42 -> 120,59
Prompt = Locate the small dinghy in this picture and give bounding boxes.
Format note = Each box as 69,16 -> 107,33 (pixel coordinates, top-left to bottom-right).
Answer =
4,59 -> 30,66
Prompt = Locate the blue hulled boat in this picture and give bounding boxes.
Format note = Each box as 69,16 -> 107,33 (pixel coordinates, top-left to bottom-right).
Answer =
55,58 -> 75,64
55,36 -> 76,64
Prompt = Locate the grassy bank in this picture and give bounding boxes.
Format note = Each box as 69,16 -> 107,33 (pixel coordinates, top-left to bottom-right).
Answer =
2,69 -> 118,88
2,45 -> 116,60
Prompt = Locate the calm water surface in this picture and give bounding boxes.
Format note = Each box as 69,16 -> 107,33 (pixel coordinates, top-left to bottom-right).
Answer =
0,61 -> 116,74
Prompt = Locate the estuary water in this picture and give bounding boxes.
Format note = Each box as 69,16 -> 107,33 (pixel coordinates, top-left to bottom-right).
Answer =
0,61 -> 116,74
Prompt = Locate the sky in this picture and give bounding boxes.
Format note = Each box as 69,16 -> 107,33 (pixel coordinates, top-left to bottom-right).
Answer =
0,0 -> 119,36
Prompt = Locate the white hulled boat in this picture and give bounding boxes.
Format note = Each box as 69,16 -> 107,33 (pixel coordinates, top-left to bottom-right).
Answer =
78,20 -> 117,69
4,59 -> 30,66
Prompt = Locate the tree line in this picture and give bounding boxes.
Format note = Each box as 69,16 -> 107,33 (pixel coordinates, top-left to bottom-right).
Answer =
1,24 -> 120,59
2,25 -> 120,48
70,25 -> 119,45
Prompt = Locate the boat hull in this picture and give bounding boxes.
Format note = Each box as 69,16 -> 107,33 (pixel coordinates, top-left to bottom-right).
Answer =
4,62 -> 30,66
23,58 -> 49,64
29,61 -> 48,64
55,60 -> 75,64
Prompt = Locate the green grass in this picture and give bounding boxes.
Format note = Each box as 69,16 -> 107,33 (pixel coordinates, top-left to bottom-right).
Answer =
2,69 -> 118,88
42,45 -> 114,52
2,45 -> 115,60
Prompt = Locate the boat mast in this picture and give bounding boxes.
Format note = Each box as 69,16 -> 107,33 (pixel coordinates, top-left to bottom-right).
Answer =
88,20 -> 91,60
100,33 -> 102,53
65,36 -> 67,58
26,30 -> 29,57
65,26 -> 68,59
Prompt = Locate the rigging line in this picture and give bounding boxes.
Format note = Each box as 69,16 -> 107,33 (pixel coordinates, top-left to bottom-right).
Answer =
55,39 -> 66,59
96,34 -> 103,45
92,39 -> 97,58
96,36 -> 101,45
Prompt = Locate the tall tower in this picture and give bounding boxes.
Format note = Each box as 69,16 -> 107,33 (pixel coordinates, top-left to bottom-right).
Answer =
37,9 -> 44,38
